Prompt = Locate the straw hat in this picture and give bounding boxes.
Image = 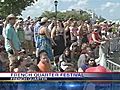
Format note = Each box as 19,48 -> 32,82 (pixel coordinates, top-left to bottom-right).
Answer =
48,19 -> 51,22
40,17 -> 48,23
6,14 -> 16,21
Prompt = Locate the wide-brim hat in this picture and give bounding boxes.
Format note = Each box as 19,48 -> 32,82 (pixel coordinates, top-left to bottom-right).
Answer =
6,14 -> 16,21
40,17 -> 48,23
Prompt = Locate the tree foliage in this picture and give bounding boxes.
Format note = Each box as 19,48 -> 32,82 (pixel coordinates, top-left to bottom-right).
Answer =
40,10 -> 106,22
98,16 -> 106,22
41,10 -> 92,21
0,0 -> 37,18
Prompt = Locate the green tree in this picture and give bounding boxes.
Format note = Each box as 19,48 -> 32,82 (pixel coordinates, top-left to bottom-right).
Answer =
0,0 -> 37,18
41,10 -> 91,21
41,11 -> 56,19
98,16 -> 106,22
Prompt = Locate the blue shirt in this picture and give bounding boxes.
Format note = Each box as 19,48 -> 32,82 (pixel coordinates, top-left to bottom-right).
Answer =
81,64 -> 89,72
5,24 -> 21,51
34,21 -> 40,43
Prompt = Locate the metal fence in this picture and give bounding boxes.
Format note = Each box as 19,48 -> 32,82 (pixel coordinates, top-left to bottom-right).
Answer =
106,59 -> 120,72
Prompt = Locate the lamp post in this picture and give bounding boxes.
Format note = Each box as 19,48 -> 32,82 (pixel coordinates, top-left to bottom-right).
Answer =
54,0 -> 58,27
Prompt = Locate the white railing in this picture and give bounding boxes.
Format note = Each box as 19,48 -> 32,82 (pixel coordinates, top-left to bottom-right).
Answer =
99,42 -> 120,72
106,59 -> 120,72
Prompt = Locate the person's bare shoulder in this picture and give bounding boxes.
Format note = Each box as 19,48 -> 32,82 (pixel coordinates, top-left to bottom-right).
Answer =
40,26 -> 47,31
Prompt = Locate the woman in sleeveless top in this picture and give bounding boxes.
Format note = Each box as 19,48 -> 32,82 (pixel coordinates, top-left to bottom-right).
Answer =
64,20 -> 71,47
51,20 -> 66,56
78,22 -> 89,44
37,17 -> 56,60
69,21 -> 78,44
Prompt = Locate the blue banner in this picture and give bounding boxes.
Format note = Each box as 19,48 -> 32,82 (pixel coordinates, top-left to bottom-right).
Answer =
0,82 -> 120,90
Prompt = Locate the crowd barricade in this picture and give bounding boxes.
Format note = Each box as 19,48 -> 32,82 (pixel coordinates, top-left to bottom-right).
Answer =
96,36 -> 120,71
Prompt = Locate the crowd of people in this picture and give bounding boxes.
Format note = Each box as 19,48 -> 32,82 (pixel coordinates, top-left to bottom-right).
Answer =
0,14 -> 120,72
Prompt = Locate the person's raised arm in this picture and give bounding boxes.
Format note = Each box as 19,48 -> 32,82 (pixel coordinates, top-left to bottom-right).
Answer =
51,26 -> 56,39
92,33 -> 101,43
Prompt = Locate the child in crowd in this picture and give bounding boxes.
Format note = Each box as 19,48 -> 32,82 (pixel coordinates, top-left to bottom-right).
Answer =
37,50 -> 52,72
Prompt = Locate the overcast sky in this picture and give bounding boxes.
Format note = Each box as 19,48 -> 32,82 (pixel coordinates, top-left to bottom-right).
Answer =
22,0 -> 120,20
